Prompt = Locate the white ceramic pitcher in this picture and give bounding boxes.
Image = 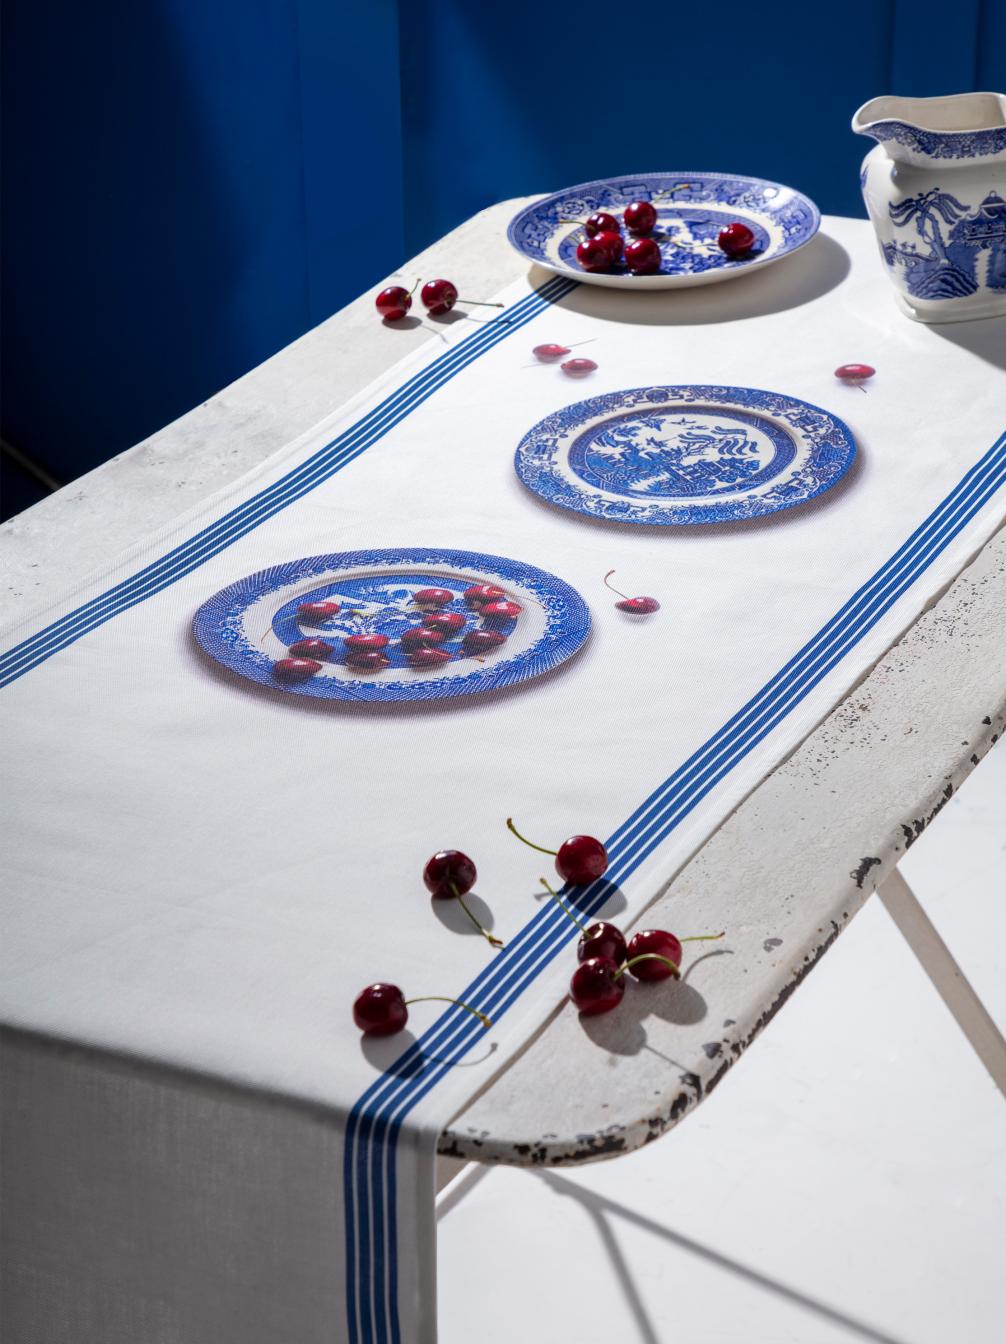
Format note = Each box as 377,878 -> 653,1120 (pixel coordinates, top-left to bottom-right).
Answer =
853,92 -> 1006,323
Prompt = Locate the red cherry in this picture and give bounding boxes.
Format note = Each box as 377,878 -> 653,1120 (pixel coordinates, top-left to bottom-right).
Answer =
400,626 -> 445,651
413,588 -> 453,608
423,850 -> 477,900
585,211 -> 619,238
624,200 -> 657,234
578,921 -> 627,965
480,600 -> 522,624
625,237 -> 661,275
533,343 -> 571,362
461,628 -> 508,656
421,278 -> 458,315
288,638 -> 333,659
626,929 -> 682,981
576,236 -> 615,273
717,222 -> 756,257
569,957 -> 624,1015
594,229 -> 624,264
409,647 -> 454,670
561,358 -> 598,377
354,983 -> 409,1035
617,597 -> 660,614
297,600 -> 341,623
421,611 -> 466,636
375,286 -> 413,322
556,834 -> 609,885
344,633 -> 389,652
464,584 -> 506,608
835,363 -> 875,382
273,657 -> 322,682
345,651 -> 390,673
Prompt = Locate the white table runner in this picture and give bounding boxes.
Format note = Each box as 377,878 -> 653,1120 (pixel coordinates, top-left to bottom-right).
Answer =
2,222 -> 1004,1343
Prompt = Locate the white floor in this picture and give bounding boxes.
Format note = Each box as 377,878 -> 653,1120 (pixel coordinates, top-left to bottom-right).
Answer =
438,743 -> 1005,1344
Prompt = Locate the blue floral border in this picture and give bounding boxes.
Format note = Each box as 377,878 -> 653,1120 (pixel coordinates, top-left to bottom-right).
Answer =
192,547 -> 591,703
867,120 -> 1006,161
514,385 -> 856,526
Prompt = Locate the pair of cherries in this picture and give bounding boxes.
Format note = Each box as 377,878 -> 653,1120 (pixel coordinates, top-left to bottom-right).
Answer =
355,821 -> 612,1036
376,278 -> 503,322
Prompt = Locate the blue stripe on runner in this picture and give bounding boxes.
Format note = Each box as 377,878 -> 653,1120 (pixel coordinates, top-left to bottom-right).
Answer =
0,277 -> 575,688
345,430 -> 1006,1343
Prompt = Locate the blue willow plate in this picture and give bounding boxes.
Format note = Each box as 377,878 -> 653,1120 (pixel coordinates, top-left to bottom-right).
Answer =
507,171 -> 820,290
514,386 -> 856,526
192,548 -> 591,703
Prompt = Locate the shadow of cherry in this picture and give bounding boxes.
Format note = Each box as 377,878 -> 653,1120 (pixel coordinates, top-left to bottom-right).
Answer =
431,889 -> 500,941
360,1029 -> 499,1078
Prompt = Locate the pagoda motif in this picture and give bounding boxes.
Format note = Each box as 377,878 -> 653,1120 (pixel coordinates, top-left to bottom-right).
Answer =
884,189 -> 1006,299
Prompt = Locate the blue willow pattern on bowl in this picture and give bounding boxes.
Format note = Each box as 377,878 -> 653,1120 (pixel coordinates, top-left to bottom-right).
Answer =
514,386 -> 856,526
192,548 -> 591,703
507,172 -> 820,283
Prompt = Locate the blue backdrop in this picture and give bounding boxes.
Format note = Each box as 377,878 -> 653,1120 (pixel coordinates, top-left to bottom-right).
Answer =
1,0 -> 1001,516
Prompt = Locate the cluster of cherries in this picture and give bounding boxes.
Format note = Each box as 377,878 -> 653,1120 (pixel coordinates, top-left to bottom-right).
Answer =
274,585 -> 520,683
375,278 -> 502,323
573,203 -> 757,277
353,818 -> 723,1037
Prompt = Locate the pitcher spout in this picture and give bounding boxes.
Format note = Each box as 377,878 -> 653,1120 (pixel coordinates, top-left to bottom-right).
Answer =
852,93 -> 1006,166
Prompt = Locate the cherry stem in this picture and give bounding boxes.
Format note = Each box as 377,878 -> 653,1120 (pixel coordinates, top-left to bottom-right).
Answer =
404,996 -> 492,1029
408,278 -> 421,297
457,299 -> 505,308
680,931 -> 726,943
539,877 -> 587,933
616,953 -> 680,980
449,880 -> 503,949
602,569 -> 632,601
506,816 -> 557,857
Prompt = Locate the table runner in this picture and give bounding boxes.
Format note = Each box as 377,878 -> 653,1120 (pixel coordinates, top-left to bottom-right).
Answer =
2,219 -> 1004,1343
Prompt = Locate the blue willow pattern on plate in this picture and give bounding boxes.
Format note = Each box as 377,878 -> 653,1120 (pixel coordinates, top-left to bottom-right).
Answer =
192,548 -> 591,703
507,172 -> 820,280
514,387 -> 856,526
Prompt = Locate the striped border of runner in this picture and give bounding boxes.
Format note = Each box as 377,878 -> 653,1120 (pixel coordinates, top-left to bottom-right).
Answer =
344,429 -> 1006,1344
0,276 -> 576,688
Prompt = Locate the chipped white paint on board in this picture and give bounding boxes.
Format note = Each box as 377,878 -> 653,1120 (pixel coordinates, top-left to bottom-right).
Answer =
2,207 -> 1003,1173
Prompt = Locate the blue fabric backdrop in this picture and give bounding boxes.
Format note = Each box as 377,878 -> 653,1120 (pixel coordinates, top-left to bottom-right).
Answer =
1,0 -> 1001,515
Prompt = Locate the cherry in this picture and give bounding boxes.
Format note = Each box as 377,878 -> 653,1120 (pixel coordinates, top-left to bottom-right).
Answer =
604,569 -> 660,614
480,600 -> 522,625
585,210 -> 619,238
423,850 -> 502,948
423,611 -> 466,636
533,343 -> 571,362
576,236 -> 614,273
375,281 -> 418,322
508,818 -> 609,885
288,638 -> 333,659
464,584 -> 505,609
345,651 -> 390,673
578,921 -> 627,965
344,633 -> 389,653
353,983 -> 491,1036
409,647 -> 454,670
297,600 -> 341,623
717,222 -> 756,257
624,200 -> 657,234
413,588 -> 453,609
625,237 -> 661,275
594,229 -> 624,264
421,278 -> 504,316
626,929 -> 682,981
400,626 -> 445,651
835,363 -> 875,393
561,358 -> 598,377
569,957 -> 624,1015
461,628 -> 508,656
273,657 -> 322,682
